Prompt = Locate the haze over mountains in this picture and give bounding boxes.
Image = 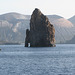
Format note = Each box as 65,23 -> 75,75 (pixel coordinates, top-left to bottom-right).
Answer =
0,12 -> 75,44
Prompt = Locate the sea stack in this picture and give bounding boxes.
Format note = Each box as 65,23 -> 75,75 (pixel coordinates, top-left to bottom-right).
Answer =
25,8 -> 56,47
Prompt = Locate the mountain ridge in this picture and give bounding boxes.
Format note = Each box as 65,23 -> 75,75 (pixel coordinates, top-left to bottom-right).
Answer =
68,15 -> 75,26
0,12 -> 75,44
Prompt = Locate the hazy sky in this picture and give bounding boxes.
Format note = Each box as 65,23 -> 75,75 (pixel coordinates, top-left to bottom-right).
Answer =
0,0 -> 75,19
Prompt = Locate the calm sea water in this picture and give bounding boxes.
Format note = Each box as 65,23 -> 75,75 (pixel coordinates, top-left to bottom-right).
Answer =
0,44 -> 75,75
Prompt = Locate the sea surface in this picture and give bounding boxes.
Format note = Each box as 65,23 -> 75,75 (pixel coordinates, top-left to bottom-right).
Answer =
0,44 -> 75,75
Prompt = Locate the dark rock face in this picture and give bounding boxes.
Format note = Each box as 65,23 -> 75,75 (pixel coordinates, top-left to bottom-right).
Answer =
25,8 -> 55,47
25,29 -> 30,47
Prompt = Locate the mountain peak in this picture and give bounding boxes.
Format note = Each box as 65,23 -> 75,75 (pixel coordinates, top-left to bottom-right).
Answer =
68,15 -> 75,25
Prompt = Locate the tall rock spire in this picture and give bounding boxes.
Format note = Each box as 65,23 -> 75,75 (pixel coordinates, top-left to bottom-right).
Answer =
25,8 -> 56,47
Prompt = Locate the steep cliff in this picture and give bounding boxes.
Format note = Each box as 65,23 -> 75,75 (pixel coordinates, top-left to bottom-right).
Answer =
25,8 -> 55,47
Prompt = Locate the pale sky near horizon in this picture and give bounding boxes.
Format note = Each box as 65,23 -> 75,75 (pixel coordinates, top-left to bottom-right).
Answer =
0,0 -> 75,19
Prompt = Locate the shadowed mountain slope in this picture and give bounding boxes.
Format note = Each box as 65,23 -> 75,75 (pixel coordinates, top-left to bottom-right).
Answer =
68,15 -> 75,26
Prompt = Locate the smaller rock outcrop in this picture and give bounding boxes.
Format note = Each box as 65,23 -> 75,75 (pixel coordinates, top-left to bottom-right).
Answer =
25,8 -> 56,47
25,29 -> 30,47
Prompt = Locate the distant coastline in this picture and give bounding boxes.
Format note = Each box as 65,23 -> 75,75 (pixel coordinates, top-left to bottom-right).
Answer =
0,42 -> 24,45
